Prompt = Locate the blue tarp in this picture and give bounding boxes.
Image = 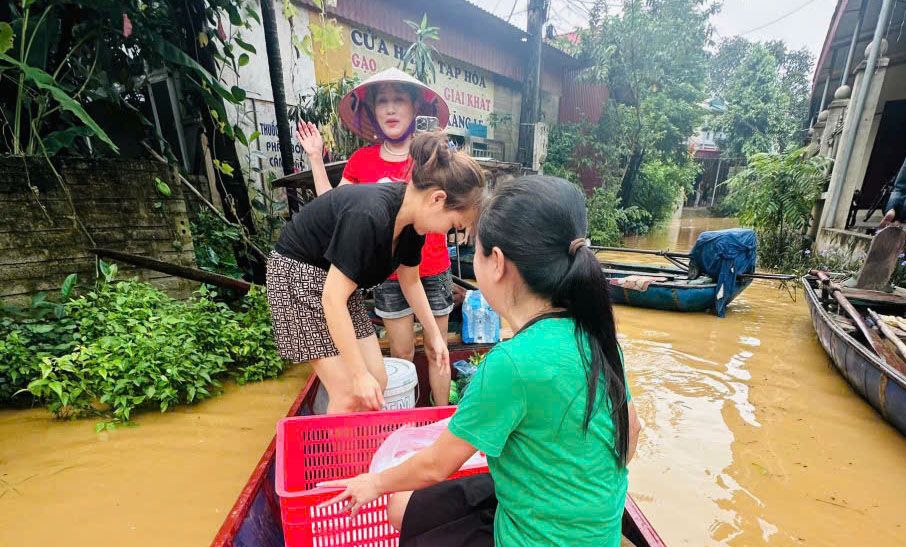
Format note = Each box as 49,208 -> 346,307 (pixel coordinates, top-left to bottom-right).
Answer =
689,229 -> 757,317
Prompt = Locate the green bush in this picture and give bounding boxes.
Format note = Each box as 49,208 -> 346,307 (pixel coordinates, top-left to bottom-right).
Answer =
0,288 -> 79,404
587,187 -> 624,246
618,206 -> 653,236
190,210 -> 245,279
2,274 -> 284,427
632,159 -> 698,228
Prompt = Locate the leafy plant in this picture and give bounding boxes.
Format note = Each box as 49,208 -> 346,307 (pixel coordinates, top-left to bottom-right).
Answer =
2,270 -> 285,426
190,209 -> 245,278
572,0 -> 715,207
727,147 -> 832,234
726,147 -> 832,271
286,0 -> 343,59
586,186 -> 624,246
400,14 -> 439,84
290,74 -> 365,161
632,159 -> 698,228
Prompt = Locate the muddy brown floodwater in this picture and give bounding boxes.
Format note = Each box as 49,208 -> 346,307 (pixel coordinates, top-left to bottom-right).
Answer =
2,211 -> 906,547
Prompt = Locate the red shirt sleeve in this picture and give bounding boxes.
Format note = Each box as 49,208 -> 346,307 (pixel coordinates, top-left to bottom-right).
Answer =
342,148 -> 365,183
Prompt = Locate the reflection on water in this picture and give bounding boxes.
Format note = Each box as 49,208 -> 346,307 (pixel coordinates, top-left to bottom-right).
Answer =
3,212 -> 906,547
614,212 -> 906,546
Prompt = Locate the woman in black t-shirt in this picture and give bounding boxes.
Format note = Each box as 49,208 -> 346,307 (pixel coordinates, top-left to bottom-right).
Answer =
267,132 -> 486,413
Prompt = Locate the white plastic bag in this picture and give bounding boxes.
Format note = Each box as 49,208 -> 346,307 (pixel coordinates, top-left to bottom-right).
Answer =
368,418 -> 487,474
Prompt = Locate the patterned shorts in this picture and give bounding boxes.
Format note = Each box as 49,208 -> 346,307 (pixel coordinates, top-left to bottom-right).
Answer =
266,251 -> 374,363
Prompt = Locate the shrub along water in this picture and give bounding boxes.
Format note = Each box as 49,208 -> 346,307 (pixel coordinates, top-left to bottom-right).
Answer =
0,266 -> 284,429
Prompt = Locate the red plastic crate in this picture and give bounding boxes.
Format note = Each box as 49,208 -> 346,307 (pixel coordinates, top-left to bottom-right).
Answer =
276,407 -> 490,547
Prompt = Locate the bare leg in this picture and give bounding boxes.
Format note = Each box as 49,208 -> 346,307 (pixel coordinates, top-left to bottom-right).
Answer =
310,335 -> 386,413
383,314 -> 417,363
310,355 -> 359,414
428,314 -> 451,405
387,491 -> 414,531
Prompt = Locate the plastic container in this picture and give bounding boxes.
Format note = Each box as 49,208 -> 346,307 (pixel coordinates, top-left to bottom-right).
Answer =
462,290 -> 500,344
276,407 -> 490,547
381,357 -> 418,410
312,358 -> 418,413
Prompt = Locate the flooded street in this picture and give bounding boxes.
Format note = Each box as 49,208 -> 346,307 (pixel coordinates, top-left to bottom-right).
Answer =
613,211 -> 906,546
0,364 -> 312,547
2,210 -> 906,547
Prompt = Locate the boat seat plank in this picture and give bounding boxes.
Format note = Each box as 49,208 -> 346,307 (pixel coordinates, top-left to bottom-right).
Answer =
839,287 -> 906,306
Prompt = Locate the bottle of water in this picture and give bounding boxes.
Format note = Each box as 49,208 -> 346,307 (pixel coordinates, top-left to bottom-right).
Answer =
463,290 -> 499,344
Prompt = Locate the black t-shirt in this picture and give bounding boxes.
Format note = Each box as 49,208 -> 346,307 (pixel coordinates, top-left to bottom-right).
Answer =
275,183 -> 424,288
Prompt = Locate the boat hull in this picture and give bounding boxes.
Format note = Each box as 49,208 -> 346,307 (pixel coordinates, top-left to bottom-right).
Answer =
802,277 -> 906,436
603,263 -> 752,313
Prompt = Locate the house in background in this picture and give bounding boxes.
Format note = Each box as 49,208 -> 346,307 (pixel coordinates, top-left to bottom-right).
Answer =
687,97 -> 733,208
807,0 -> 906,254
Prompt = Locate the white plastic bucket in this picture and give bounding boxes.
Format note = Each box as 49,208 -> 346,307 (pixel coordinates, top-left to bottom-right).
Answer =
381,357 -> 418,410
312,357 -> 418,414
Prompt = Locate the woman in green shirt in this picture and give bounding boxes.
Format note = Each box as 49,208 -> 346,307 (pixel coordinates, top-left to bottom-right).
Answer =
322,176 -> 642,547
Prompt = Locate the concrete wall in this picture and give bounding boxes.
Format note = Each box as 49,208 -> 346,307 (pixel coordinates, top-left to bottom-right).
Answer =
492,83 -> 522,163
816,227 -> 872,257
0,159 -> 198,304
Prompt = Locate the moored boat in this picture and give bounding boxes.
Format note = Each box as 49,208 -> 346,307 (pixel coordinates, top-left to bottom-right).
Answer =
602,261 -> 753,313
210,345 -> 667,547
802,275 -> 906,436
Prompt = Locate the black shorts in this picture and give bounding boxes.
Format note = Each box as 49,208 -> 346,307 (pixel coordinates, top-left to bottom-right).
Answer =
400,474 -> 496,547
373,269 -> 454,319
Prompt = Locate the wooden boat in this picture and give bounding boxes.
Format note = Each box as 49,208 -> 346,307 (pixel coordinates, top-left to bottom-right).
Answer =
210,345 -> 668,547
602,261 -> 753,314
802,275 -> 906,436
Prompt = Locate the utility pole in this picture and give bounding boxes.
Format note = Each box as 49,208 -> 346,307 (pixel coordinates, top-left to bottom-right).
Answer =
259,0 -> 300,213
517,0 -> 549,168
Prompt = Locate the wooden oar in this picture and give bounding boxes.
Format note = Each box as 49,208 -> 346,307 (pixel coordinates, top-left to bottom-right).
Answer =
593,246 -> 795,281
590,246 -> 691,259
811,270 -> 906,369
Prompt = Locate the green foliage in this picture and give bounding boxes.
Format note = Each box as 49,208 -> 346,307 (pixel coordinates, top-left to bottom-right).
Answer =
726,147 -> 832,272
617,206 -> 652,237
4,276 -> 284,425
586,186 -> 624,246
632,159 -> 698,227
0,286 -> 78,403
190,209 -> 245,278
709,195 -> 741,218
0,0 -> 260,158
709,38 -> 814,156
573,0 -> 714,206
727,147 -> 832,233
400,14 -> 440,84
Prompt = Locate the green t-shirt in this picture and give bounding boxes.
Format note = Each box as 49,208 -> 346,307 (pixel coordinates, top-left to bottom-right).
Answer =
449,317 -> 630,547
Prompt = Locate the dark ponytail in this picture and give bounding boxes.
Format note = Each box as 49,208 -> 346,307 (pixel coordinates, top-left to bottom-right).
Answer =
476,176 -> 629,467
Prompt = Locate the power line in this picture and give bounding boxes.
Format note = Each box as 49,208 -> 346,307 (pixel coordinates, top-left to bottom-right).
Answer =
738,0 -> 822,36
507,0 -> 523,22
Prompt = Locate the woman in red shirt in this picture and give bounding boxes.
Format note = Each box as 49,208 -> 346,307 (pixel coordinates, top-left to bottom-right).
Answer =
296,69 -> 457,405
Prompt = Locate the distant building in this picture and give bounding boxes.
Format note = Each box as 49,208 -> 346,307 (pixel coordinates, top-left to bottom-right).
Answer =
687,97 -> 730,207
